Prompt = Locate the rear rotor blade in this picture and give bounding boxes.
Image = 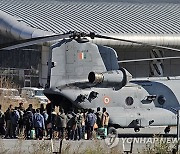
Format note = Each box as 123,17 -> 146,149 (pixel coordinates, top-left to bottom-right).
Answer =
119,56 -> 180,63
93,34 -> 180,52
0,32 -> 72,50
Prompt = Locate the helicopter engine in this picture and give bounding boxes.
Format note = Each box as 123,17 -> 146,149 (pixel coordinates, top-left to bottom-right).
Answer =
88,68 -> 132,88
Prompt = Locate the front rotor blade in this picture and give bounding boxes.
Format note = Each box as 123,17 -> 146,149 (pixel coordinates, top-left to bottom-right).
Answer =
0,32 -> 72,50
119,56 -> 180,63
94,34 -> 180,52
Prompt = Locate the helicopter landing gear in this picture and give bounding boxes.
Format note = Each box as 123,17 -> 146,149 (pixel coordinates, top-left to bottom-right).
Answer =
134,127 -> 140,132
164,126 -> 170,134
108,127 -> 118,136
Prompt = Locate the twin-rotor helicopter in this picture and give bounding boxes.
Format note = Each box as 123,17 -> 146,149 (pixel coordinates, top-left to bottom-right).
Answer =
1,31 -> 180,134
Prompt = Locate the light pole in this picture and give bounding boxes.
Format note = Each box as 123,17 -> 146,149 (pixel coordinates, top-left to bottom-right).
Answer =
177,109 -> 180,152
171,107 -> 180,153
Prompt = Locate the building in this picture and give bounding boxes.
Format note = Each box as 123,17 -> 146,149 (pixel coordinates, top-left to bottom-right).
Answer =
0,0 -> 180,87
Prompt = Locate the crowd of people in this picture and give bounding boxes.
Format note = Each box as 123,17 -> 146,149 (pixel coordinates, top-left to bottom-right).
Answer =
0,102 -> 110,140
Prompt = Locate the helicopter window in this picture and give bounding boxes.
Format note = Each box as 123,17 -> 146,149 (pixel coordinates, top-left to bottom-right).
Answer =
158,95 -> 166,105
125,97 -> 134,106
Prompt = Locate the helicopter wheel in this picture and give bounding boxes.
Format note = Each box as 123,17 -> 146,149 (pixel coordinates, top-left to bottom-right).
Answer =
164,126 -> 170,134
134,128 -> 140,132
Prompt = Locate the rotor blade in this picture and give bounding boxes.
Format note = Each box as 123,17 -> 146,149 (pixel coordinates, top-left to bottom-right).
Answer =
0,32 -> 72,50
118,56 -> 180,63
93,34 -> 180,52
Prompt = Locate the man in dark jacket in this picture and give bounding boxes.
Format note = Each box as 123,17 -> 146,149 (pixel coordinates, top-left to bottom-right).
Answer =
4,104 -> 13,138
95,107 -> 103,128
23,109 -> 33,139
26,104 -> 35,113
46,109 -> 56,139
0,104 -> 5,136
56,108 -> 67,139
39,104 -> 45,115
66,110 -> 74,140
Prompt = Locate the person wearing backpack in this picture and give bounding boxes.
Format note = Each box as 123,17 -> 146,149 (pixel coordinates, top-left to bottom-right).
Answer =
0,104 -> 5,136
17,103 -> 25,136
11,107 -> 20,138
33,109 -> 45,140
56,108 -> 67,139
74,109 -> 83,140
23,109 -> 33,139
42,110 -> 48,137
4,104 -> 13,138
86,108 -> 97,140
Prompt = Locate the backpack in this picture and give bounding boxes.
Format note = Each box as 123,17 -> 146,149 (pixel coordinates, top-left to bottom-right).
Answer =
24,111 -> 33,128
28,116 -> 33,128
35,113 -> 42,122
18,110 -> 24,124
34,113 -> 43,128
87,113 -> 95,127
12,110 -> 19,121
19,110 -> 24,118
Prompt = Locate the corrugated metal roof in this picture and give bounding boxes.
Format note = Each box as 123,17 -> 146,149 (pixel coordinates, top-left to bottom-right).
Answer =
0,0 -> 180,34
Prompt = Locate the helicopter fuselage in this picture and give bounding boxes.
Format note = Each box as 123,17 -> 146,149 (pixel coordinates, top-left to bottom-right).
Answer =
44,76 -> 180,129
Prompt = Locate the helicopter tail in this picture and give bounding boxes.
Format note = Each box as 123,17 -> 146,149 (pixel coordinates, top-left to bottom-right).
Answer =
47,39 -> 121,88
